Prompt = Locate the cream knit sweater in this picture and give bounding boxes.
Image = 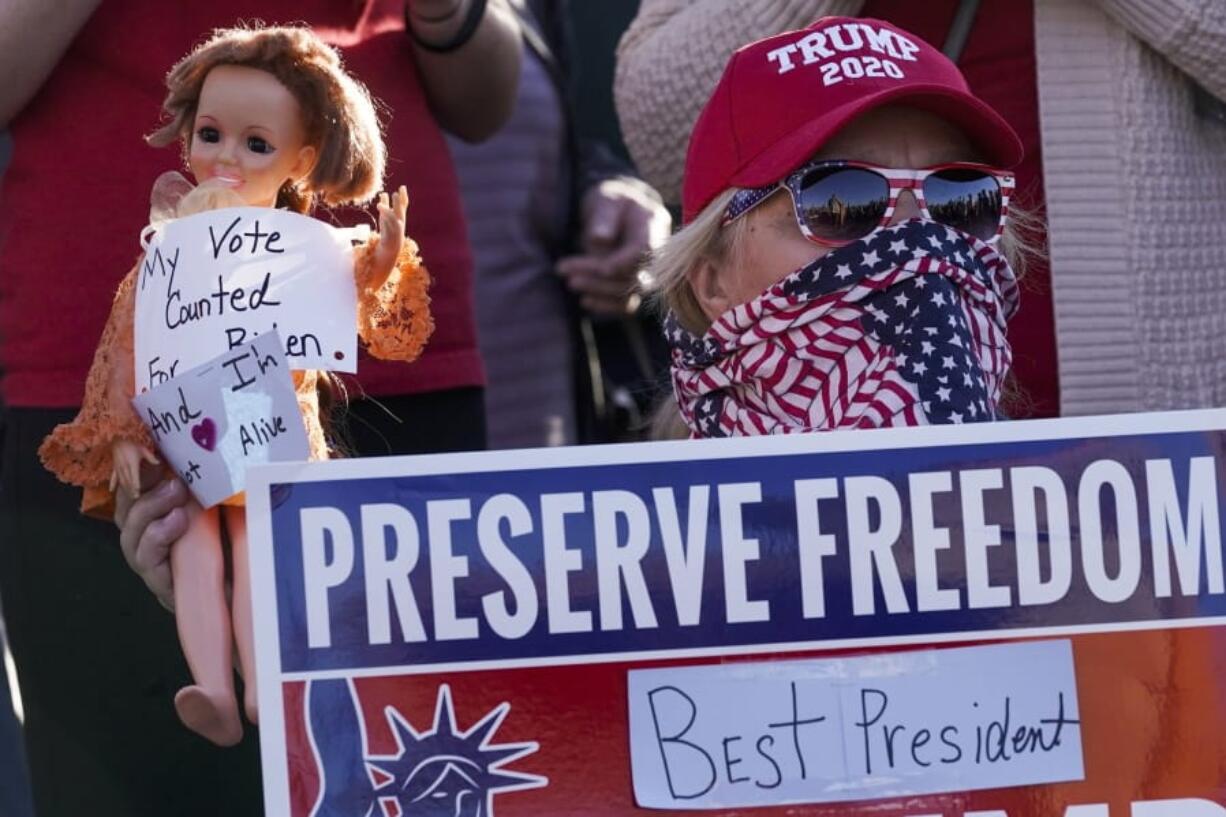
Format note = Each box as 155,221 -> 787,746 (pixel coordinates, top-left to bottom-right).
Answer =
615,0 -> 1226,416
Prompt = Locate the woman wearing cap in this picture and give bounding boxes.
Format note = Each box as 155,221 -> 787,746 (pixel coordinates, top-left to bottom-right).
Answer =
651,17 -> 1028,437
644,16 -> 1226,810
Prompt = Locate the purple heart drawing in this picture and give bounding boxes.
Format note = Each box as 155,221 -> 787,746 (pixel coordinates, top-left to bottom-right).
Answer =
191,418 -> 217,452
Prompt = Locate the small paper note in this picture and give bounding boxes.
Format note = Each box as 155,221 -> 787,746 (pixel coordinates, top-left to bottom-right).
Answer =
627,640 -> 1083,809
134,206 -> 359,393
132,331 -> 311,507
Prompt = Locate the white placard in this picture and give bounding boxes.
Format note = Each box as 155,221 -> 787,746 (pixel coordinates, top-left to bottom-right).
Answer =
627,640 -> 1083,809
134,206 -> 358,393
131,331 -> 311,507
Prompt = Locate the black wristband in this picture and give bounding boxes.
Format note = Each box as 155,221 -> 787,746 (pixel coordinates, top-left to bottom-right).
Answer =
407,0 -> 488,54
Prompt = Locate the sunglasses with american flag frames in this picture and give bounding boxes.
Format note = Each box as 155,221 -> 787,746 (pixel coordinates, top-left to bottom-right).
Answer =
722,160 -> 1016,247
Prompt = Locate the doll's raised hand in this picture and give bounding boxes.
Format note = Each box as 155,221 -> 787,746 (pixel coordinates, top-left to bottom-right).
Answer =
110,438 -> 159,498
370,185 -> 410,289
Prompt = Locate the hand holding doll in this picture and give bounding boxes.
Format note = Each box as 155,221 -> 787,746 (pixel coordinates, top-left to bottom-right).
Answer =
115,468 -> 189,612
371,185 -> 411,288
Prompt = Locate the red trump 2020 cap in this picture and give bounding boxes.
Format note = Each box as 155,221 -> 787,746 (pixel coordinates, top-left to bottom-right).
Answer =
681,17 -> 1024,223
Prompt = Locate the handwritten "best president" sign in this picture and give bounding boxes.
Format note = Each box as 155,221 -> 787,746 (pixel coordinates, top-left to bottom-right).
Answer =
134,207 -> 358,393
627,641 -> 1082,808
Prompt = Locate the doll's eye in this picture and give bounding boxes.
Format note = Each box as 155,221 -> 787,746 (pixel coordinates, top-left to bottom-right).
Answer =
247,136 -> 274,155
196,126 -> 220,144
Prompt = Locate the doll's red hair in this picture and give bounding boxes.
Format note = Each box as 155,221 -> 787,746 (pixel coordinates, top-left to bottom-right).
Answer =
148,24 -> 385,213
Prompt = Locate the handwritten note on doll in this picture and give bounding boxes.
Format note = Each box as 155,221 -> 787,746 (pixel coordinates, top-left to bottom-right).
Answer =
134,207 -> 359,393
132,331 -> 310,508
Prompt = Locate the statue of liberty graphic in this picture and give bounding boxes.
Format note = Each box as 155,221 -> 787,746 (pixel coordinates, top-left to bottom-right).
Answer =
306,679 -> 546,817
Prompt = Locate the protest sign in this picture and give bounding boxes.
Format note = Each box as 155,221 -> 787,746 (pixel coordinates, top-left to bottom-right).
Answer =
134,206 -> 359,393
246,410 -> 1226,816
133,331 -> 309,507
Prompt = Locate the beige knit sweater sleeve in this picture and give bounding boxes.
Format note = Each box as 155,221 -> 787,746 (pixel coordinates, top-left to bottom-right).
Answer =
1095,0 -> 1226,99
614,0 -> 866,206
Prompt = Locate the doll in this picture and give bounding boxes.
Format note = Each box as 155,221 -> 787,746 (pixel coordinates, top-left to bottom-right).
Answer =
38,25 -> 433,747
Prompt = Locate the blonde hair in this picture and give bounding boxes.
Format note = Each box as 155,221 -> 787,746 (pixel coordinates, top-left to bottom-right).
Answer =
644,190 -> 1045,438
147,24 -> 385,213
648,188 -> 751,336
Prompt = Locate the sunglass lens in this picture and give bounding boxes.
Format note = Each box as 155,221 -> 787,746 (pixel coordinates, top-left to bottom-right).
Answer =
794,167 -> 889,243
923,168 -> 1003,241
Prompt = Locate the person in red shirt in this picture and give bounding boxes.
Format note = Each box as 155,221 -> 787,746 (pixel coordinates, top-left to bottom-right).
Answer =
0,2 -> 519,814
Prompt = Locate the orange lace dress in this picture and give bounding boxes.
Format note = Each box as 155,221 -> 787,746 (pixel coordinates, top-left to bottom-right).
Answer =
38,230 -> 433,518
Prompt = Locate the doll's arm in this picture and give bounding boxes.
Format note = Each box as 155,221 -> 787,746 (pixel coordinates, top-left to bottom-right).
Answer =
110,439 -> 159,497
361,186 -> 410,293
39,264 -> 158,496
104,272 -> 156,432
353,193 -> 434,364
108,275 -> 160,496
104,271 -> 159,496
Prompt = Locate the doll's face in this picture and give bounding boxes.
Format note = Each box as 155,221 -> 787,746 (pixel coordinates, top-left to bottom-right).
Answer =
188,65 -> 317,207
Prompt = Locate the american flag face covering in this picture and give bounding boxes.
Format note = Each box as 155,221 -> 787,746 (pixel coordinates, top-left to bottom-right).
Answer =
666,220 -> 1019,437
